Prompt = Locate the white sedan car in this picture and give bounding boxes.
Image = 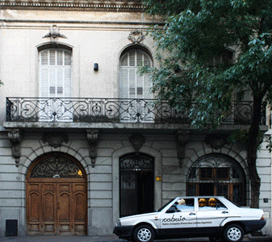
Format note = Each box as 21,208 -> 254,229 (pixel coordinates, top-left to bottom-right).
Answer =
113,196 -> 266,242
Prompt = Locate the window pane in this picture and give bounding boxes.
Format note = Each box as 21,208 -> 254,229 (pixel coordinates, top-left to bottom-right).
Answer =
50,50 -> 55,65
217,184 -> 228,198
137,87 -> 143,95
64,51 -> 71,65
57,50 -> 63,65
129,51 -> 135,66
217,168 -> 229,180
189,168 -> 196,179
137,51 -> 142,66
199,183 -> 214,196
41,51 -> 48,65
50,86 -> 55,94
187,184 -> 196,196
144,54 -> 151,67
121,54 -> 128,66
57,87 -> 63,94
200,168 -> 213,180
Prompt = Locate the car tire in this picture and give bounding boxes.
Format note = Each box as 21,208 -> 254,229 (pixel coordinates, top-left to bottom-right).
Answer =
209,236 -> 223,242
223,224 -> 244,242
134,225 -> 155,242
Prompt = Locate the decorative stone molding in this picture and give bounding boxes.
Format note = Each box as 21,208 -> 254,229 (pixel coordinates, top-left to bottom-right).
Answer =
128,30 -> 145,44
7,129 -> 23,167
129,133 -> 146,153
176,130 -> 191,167
0,1 -> 144,12
43,25 -> 67,42
42,132 -> 69,148
86,129 -> 99,167
204,134 -> 227,150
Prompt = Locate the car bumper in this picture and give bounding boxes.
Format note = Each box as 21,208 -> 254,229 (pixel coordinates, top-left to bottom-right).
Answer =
241,220 -> 266,233
113,226 -> 134,239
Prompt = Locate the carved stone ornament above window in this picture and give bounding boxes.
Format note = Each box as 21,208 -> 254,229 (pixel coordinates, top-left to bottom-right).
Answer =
128,30 -> 145,44
42,132 -> 69,148
43,25 -> 67,41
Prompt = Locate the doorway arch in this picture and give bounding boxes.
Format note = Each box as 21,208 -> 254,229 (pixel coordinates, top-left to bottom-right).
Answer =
119,153 -> 154,217
26,152 -> 87,235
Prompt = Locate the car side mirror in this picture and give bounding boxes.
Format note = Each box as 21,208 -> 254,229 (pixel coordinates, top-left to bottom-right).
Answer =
166,207 -> 176,213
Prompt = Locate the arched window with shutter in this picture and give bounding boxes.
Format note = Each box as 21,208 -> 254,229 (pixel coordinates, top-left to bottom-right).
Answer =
119,47 -> 154,122
38,46 -> 73,121
39,48 -> 72,98
119,48 -> 153,99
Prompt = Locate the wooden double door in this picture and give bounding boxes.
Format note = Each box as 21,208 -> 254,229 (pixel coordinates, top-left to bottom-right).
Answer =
26,180 -> 87,235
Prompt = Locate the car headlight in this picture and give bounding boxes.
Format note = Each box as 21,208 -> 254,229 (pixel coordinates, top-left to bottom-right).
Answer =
116,219 -> 122,226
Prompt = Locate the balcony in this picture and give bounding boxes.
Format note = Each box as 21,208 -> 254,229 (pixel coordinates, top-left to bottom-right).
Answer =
4,97 -> 267,130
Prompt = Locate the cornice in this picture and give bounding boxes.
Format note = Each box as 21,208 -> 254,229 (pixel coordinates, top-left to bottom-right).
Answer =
0,0 -> 145,12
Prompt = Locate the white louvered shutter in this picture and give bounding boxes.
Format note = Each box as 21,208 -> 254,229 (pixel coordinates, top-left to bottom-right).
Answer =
119,49 -> 153,122
39,49 -> 72,121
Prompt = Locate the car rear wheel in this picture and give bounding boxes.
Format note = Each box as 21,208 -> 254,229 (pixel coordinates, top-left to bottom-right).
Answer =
134,225 -> 155,242
223,224 -> 244,242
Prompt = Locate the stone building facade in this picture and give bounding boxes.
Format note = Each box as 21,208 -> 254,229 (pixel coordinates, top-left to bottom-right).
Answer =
0,0 -> 271,237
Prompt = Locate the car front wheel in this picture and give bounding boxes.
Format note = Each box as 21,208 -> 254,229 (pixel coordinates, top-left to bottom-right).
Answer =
223,224 -> 244,242
134,225 -> 155,242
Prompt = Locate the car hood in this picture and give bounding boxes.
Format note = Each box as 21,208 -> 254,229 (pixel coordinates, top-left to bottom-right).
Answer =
120,212 -> 159,222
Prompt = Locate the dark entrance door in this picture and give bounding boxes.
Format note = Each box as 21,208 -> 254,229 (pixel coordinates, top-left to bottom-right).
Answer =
120,153 -> 154,217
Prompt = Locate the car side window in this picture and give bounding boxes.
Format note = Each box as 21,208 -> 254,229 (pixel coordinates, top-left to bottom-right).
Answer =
198,198 -> 227,210
167,198 -> 195,213
177,198 -> 195,211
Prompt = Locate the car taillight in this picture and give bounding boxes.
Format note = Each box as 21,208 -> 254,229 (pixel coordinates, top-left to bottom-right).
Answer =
261,214 -> 265,220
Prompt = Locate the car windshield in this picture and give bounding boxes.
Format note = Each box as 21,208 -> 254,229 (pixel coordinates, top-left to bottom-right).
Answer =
157,198 -> 176,212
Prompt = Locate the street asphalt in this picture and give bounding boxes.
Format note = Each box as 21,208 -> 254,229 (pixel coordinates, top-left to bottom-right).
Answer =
1,235 -> 272,242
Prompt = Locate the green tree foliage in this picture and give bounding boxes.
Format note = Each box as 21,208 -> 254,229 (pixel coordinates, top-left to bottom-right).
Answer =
142,0 -> 272,208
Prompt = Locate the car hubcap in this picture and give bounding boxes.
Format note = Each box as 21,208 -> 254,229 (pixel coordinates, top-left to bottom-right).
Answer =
227,227 -> 241,241
138,228 -> 151,242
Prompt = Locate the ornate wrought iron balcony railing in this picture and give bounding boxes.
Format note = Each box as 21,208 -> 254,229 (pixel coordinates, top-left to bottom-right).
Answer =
6,97 -> 266,125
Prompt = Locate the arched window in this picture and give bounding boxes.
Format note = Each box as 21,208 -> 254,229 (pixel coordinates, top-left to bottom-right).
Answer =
119,48 -> 153,99
39,48 -> 72,98
187,154 -> 246,206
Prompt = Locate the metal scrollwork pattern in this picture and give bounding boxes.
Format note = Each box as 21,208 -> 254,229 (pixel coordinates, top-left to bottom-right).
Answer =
31,156 -> 84,178
120,153 -> 154,171
6,97 -> 266,125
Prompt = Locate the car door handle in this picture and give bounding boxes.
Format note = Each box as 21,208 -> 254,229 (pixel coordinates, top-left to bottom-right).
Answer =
189,212 -> 196,215
222,211 -> 228,214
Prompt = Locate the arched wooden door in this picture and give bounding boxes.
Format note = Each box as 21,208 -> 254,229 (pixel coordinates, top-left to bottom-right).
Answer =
26,153 -> 87,235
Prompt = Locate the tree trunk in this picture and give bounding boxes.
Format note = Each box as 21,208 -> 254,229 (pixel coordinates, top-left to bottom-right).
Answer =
247,96 -> 263,208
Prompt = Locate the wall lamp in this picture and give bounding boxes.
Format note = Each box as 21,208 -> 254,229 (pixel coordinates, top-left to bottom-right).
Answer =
94,63 -> 99,71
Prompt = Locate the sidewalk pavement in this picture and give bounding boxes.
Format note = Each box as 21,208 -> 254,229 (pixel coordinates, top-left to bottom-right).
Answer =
0,235 -> 271,242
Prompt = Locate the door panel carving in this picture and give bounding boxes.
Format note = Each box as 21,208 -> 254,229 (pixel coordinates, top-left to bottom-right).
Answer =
26,153 -> 87,235
26,182 -> 86,235
27,184 -> 42,234
42,183 -> 56,235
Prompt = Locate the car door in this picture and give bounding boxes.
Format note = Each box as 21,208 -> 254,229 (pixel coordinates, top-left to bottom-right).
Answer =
159,198 -> 197,236
196,197 -> 229,234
